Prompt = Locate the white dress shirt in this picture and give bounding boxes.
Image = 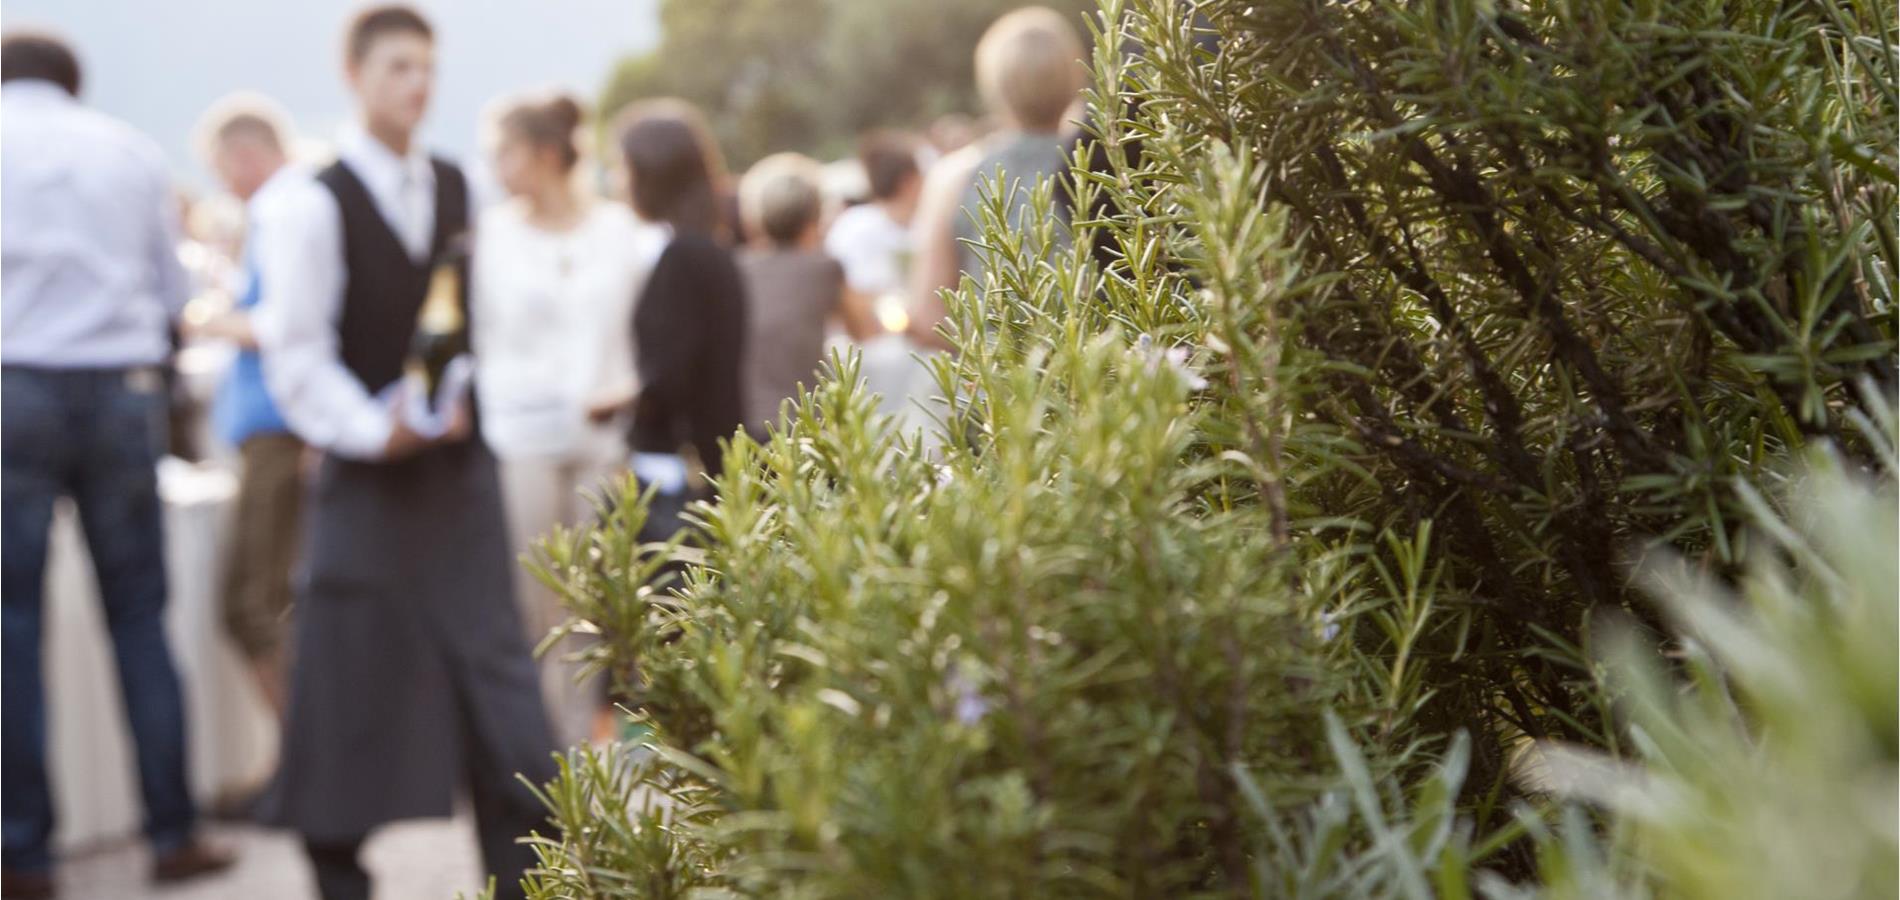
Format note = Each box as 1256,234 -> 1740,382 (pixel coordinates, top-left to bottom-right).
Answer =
251,123 -> 462,460
471,201 -> 662,460
1,80 -> 189,368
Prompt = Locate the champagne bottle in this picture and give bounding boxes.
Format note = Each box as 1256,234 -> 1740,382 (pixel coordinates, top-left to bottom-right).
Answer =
407,256 -> 467,410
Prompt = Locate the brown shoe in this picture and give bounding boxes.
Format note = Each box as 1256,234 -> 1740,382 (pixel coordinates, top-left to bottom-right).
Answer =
151,840 -> 235,884
0,868 -> 54,900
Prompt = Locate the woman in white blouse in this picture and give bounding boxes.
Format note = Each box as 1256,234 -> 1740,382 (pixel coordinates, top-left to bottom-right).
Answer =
472,90 -> 662,747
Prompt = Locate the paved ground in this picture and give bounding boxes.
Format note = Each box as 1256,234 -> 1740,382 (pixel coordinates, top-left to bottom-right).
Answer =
55,816 -> 487,899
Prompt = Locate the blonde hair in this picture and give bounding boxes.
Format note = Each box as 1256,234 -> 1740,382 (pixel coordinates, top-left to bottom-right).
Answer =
193,91 -> 292,162
739,152 -> 824,247
974,6 -> 1084,132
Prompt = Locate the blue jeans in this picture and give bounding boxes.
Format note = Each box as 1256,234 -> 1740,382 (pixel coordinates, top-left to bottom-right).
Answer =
2,366 -> 195,873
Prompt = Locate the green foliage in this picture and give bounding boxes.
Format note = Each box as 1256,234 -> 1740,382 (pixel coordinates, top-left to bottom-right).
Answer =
1231,719 -> 1501,900
519,26 -> 1451,886
1487,433 -> 1899,900
506,0 -> 1900,896
597,0 -> 1095,166
1222,408 -> 1900,900
1084,0 -> 1897,800
514,436 -> 1897,900
523,319 -> 1357,895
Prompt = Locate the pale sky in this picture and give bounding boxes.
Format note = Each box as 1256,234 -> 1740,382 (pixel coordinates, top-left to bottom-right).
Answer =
1,0 -> 661,190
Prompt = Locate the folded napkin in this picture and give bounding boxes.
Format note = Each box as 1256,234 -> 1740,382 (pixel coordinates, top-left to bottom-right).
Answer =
379,354 -> 476,440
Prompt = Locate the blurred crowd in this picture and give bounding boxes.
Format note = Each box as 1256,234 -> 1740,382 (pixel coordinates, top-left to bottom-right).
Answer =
0,4 -> 1084,899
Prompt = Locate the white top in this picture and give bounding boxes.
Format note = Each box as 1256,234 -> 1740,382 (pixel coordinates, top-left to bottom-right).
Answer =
472,200 -> 663,459
251,122 -> 466,460
1,80 -> 190,368
824,202 -> 912,297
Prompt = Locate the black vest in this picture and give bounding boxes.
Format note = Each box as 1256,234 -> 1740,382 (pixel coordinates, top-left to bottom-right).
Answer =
316,158 -> 470,396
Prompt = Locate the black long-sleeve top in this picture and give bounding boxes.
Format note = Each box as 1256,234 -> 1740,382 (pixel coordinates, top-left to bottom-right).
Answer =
627,232 -> 748,473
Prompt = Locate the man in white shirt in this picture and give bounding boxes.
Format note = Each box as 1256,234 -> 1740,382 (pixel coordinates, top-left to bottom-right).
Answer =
0,30 -> 234,899
824,130 -> 922,300
247,8 -> 554,900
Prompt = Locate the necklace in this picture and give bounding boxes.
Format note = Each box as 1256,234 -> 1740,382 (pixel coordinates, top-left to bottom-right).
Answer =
546,225 -> 577,281
527,200 -> 585,281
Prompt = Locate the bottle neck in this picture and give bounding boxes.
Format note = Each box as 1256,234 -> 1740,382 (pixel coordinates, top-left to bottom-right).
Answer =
418,263 -> 463,333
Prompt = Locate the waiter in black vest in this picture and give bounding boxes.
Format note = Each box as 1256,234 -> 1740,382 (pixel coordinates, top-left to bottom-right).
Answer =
250,7 -> 556,900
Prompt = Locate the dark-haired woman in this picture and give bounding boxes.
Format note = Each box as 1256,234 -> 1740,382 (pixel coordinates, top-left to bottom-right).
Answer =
473,90 -> 660,747
613,98 -> 747,538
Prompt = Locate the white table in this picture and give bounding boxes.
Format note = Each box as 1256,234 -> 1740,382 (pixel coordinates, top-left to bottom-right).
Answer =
44,458 -> 279,852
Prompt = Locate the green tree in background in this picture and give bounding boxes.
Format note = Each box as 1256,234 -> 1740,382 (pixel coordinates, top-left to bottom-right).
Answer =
598,0 -> 1094,166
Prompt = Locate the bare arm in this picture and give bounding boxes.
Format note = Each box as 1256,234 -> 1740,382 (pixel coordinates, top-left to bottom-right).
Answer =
906,146 -> 983,351
835,285 -> 881,343
195,308 -> 259,349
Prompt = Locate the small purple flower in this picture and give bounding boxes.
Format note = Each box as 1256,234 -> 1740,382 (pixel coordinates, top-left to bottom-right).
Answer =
1320,610 -> 1342,643
945,666 -> 990,726
955,689 -> 990,726
1135,333 -> 1209,391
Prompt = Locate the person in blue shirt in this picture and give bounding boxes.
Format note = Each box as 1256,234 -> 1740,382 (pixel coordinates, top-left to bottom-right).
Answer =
193,95 -> 304,722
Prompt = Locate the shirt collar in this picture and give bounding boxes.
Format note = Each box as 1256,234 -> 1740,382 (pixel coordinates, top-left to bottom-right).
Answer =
337,120 -> 433,197
2,79 -> 76,106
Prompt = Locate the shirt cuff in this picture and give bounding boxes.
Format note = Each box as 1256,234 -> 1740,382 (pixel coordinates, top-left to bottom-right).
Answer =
630,452 -> 689,496
329,402 -> 397,461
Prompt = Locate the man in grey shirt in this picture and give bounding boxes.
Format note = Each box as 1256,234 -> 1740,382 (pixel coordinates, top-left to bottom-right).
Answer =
0,30 -> 232,898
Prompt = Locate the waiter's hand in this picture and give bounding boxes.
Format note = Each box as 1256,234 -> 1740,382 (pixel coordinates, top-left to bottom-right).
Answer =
440,396 -> 474,444
379,393 -> 471,461
382,417 -> 433,461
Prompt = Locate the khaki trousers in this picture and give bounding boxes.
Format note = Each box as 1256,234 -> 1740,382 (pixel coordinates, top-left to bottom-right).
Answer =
497,453 -> 620,748
220,432 -> 306,660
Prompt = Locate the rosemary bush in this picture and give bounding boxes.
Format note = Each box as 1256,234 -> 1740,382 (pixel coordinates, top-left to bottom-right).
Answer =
508,0 -> 1897,894
1085,0 -> 1896,798
1489,431 -> 1898,900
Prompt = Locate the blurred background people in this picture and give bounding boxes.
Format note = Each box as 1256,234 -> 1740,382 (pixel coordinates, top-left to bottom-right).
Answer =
615,99 -> 747,536
821,131 -> 945,436
190,93 -> 304,726
910,6 -> 1085,346
473,88 -> 661,748
0,30 -> 234,899
248,7 -> 554,899
739,152 -> 877,433
0,0 -> 1101,895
